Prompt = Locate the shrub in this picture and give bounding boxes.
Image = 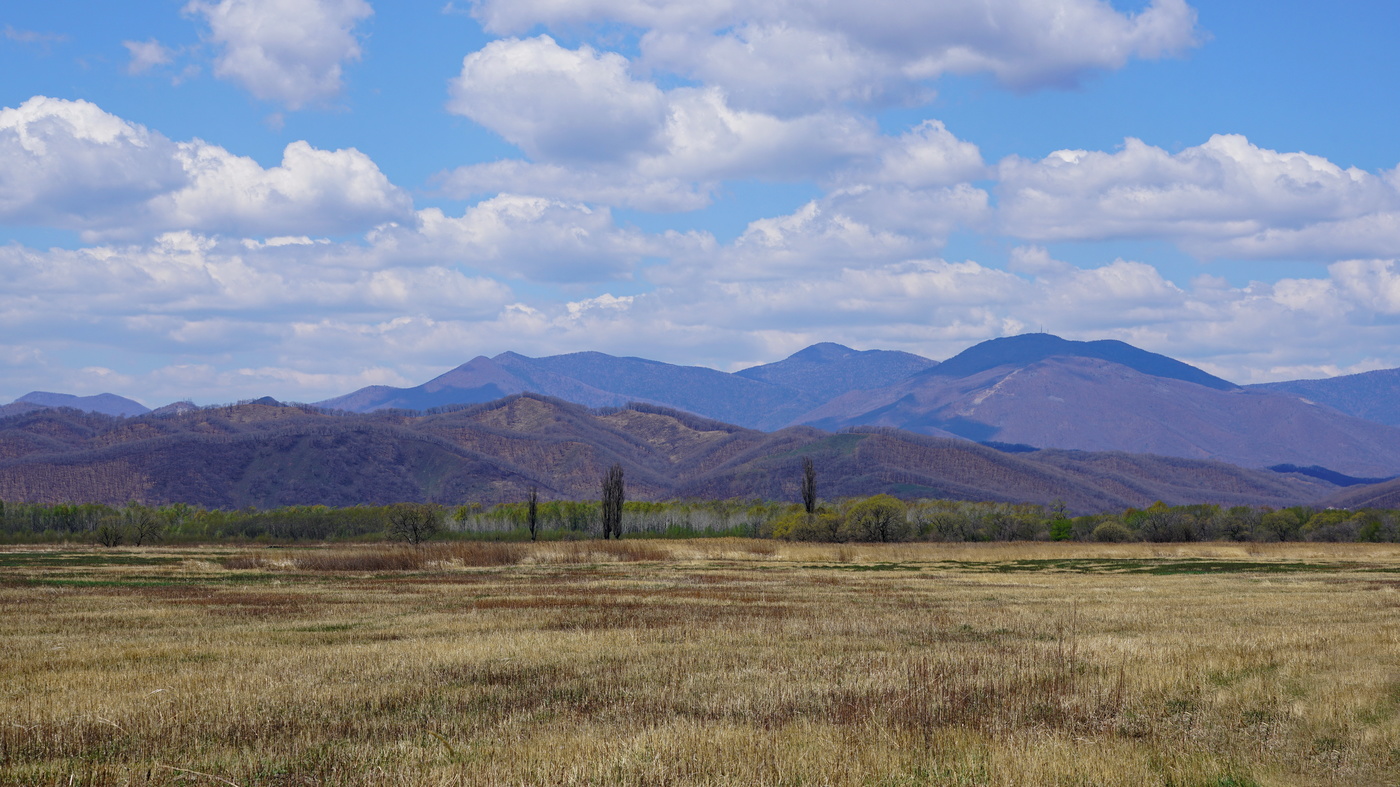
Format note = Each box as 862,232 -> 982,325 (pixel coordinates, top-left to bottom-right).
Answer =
771,511 -> 842,541
1091,520 -> 1135,543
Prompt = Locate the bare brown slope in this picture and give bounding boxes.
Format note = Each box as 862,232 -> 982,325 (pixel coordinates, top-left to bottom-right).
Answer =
0,395 -> 1333,512
799,356 -> 1400,477
1321,477 -> 1400,510
681,429 -> 1329,512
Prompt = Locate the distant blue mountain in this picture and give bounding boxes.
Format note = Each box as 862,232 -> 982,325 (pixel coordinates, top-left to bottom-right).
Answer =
15,391 -> 150,417
735,343 -> 937,402
921,333 -> 1239,391
317,343 -> 937,430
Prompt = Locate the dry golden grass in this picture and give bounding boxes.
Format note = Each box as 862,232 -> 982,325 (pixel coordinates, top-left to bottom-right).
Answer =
2,540 -> 1399,785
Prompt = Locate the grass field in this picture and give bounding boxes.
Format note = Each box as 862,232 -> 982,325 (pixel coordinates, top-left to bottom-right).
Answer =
2,540 -> 1399,786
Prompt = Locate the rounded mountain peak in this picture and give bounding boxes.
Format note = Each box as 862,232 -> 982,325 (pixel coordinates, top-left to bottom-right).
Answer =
787,343 -> 859,362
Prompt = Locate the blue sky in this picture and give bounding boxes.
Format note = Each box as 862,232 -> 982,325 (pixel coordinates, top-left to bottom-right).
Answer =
3,0 -> 1400,406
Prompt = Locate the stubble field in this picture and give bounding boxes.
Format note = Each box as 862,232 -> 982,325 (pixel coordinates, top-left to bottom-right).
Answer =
2,540 -> 1399,786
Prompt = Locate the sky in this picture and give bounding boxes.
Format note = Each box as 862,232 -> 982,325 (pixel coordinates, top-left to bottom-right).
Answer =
3,0 -> 1400,406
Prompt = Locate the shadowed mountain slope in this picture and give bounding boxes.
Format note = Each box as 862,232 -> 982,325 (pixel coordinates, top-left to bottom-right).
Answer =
1323,477 -> 1400,510
798,354 -> 1400,477
1251,367 -> 1400,428
494,351 -> 803,429
922,334 -> 1238,390
0,395 -> 1333,513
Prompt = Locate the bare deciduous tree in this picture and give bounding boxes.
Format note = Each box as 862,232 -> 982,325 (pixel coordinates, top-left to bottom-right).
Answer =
94,516 -> 124,547
387,503 -> 441,545
801,457 -> 817,516
125,502 -> 164,546
527,487 -> 539,542
601,463 -> 624,540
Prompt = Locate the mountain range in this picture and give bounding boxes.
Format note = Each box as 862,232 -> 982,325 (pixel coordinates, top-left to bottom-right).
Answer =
315,343 -> 936,431
1,391 -> 150,419
7,333 -> 1400,489
0,395 -> 1340,512
308,333 -> 1400,477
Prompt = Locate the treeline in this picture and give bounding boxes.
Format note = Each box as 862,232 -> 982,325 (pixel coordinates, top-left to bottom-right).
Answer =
769,497 -> 1400,543
0,498 -> 775,544
2,496 -> 1399,545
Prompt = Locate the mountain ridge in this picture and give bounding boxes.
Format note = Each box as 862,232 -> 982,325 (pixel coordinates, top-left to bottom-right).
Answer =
0,394 -> 1334,513
11,335 -> 1400,477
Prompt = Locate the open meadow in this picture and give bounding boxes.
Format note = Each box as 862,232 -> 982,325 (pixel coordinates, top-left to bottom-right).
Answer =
2,540 -> 1399,786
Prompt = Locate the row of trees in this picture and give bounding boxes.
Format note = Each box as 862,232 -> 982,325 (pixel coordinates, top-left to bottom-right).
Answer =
5,459 -> 1400,545
4,497 -> 1399,545
761,498 -> 1400,543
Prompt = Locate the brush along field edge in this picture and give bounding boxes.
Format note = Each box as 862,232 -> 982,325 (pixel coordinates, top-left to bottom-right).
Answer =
1,540 -> 1398,785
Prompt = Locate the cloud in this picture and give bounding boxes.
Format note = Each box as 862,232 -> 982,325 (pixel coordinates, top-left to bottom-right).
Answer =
185,0 -> 373,109
447,36 -> 882,174
654,184 -> 990,283
448,35 -> 667,163
639,24 -> 916,115
469,0 -> 1201,113
442,36 -> 990,216
998,134 -> 1400,260
123,39 -> 175,74
851,120 -> 988,189
153,139 -> 413,239
1329,259 -> 1400,316
0,96 -> 187,229
0,230 -> 513,351
366,195 -> 698,283
8,222 -> 1400,402
434,160 -> 712,212
4,25 -> 69,47
0,96 -> 411,239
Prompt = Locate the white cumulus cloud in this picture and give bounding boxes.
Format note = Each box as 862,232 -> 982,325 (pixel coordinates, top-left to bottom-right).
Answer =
0,96 -> 186,229
0,96 -> 411,239
449,35 -> 667,163
367,195 -> 698,283
469,0 -> 1201,113
998,134 -> 1400,260
154,139 -> 413,239
441,36 -> 990,219
185,0 -> 373,109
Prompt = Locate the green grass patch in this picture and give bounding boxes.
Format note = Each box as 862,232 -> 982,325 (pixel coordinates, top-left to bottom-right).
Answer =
806,562 -> 922,572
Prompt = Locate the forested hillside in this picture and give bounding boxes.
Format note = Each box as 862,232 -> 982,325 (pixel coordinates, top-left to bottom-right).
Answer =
0,394 -> 1333,512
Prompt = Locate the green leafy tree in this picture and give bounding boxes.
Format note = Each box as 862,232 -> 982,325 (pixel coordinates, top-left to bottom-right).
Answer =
840,495 -> 911,542
772,510 -> 842,541
1091,520 -> 1135,543
1048,499 -> 1072,541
